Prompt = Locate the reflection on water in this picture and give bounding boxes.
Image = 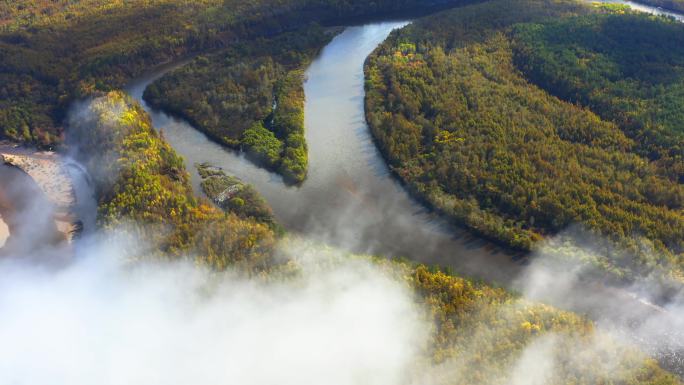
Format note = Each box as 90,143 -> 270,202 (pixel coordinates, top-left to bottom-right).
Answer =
126,1 -> 684,286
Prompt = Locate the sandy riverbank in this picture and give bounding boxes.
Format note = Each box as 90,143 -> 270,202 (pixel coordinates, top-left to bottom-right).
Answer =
0,215 -> 8,248
0,145 -> 76,210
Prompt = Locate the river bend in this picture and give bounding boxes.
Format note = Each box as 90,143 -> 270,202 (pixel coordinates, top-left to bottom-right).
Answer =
124,3 -> 684,375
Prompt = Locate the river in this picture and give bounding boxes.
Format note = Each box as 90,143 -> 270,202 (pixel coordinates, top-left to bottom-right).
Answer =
124,1 -> 684,376
126,21 -> 523,286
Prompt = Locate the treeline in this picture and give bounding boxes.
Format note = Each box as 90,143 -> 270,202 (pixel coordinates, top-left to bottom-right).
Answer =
143,27 -> 326,183
69,91 -> 276,271
67,89 -> 676,385
365,0 -> 684,280
0,0 -> 479,150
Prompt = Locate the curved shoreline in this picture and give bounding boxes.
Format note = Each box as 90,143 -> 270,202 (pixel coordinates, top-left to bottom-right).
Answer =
122,11 -> 684,375
0,144 -> 92,251
126,21 -> 525,285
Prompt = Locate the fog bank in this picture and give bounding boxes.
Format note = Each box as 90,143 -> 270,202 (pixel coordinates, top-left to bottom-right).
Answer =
0,236 -> 428,385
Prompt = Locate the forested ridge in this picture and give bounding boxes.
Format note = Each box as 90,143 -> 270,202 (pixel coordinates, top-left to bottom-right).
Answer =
197,162 -> 279,230
71,88 -> 679,385
143,26 -> 331,183
69,91 -> 277,271
365,0 -> 684,281
635,0 -> 684,13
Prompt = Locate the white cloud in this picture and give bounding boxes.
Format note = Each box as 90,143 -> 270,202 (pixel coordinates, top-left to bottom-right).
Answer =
0,236 -> 428,385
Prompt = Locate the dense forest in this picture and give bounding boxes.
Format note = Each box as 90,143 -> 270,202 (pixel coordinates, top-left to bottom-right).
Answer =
143,26 -> 331,183
70,87 -> 678,385
512,12 -> 684,183
0,0 -> 477,151
1,0 -> 683,381
364,0 -> 684,281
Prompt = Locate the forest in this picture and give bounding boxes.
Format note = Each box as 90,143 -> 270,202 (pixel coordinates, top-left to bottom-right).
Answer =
1,0 -> 683,381
72,88 -> 678,385
69,91 -> 277,271
143,26 -> 330,183
364,0 -> 684,282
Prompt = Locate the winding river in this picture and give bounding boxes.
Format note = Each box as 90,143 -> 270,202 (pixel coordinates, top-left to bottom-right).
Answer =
124,1 -> 684,375
126,21 -> 523,286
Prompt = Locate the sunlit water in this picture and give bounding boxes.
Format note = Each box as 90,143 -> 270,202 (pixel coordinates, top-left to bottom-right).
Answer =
124,2 -> 684,376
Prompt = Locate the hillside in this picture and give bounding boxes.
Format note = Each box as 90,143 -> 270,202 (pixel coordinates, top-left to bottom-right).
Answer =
512,12 -> 684,183
364,0 -> 684,281
69,91 -> 276,270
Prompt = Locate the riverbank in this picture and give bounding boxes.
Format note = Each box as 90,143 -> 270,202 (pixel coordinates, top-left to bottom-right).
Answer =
631,0 -> 684,13
0,143 -> 84,247
0,216 -> 8,248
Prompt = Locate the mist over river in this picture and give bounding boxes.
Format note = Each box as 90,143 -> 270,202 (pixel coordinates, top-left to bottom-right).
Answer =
123,2 -> 684,376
